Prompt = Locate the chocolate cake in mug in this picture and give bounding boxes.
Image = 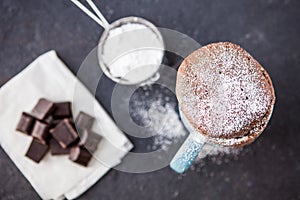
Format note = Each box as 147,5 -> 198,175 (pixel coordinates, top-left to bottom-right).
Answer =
176,42 -> 275,147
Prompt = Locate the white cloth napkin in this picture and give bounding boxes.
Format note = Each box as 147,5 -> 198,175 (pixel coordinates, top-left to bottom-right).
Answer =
0,50 -> 133,199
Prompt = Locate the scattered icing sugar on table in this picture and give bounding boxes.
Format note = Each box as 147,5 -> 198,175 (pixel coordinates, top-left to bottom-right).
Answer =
148,100 -> 186,150
131,97 -> 187,151
102,23 -> 164,84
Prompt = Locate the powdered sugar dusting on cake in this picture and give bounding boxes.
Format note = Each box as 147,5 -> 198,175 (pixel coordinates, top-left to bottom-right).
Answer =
177,42 -> 273,138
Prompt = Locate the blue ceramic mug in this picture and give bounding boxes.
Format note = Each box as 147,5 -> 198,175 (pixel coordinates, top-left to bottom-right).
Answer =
170,107 -> 208,173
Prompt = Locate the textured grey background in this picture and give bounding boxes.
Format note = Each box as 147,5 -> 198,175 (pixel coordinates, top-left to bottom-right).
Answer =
0,0 -> 299,199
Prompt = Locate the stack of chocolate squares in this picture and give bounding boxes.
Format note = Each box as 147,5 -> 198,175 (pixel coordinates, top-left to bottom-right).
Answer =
16,98 -> 102,166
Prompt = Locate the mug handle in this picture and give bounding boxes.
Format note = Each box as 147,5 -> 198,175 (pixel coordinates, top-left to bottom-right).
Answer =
170,133 -> 205,173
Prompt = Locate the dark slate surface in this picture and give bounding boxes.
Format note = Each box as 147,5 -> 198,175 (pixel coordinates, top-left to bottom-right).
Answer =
0,0 -> 299,199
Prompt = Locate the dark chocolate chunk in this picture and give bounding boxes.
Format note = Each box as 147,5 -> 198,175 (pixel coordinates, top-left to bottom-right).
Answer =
69,146 -> 92,167
31,121 -> 50,144
16,112 -> 35,135
49,118 -> 63,129
31,98 -> 55,120
44,115 -> 53,124
49,138 -> 70,155
78,129 -> 102,153
78,129 -> 89,145
25,139 -> 49,163
53,102 -> 72,119
51,119 -> 78,148
75,112 -> 94,130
